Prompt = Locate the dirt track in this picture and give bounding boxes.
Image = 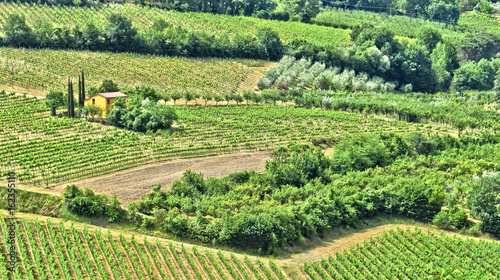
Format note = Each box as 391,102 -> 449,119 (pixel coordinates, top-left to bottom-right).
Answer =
51,150 -> 272,204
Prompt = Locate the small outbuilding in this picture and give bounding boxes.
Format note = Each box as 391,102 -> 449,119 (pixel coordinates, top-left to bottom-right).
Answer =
84,92 -> 127,118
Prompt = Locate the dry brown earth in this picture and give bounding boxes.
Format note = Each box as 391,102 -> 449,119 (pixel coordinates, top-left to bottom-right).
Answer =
48,150 -> 272,204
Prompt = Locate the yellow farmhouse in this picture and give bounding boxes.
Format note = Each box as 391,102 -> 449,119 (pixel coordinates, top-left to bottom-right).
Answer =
84,92 -> 127,118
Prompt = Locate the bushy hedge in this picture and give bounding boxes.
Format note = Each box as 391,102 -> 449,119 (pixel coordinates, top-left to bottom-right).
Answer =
63,185 -> 126,222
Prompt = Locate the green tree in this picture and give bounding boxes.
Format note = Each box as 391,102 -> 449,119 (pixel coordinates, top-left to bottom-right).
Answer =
45,90 -> 64,116
233,94 -> 244,106
103,13 -> 137,52
284,0 -> 320,23
452,59 -> 498,91
184,91 -> 194,105
81,21 -> 101,50
416,25 -> 442,51
256,27 -> 284,60
90,79 -> 119,95
430,41 -> 459,91
426,2 -> 460,24
457,33 -> 500,62
398,0 -> 431,17
3,13 -> 33,47
494,70 -> 500,92
474,0 -> 493,13
170,91 -> 182,105
243,91 -> 253,105
469,171 -> 500,234
214,94 -> 224,106
86,105 -> 102,119
203,93 -> 213,106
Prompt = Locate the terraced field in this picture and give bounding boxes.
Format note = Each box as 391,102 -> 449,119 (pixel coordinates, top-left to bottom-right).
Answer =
0,93 -> 447,187
0,212 -> 287,280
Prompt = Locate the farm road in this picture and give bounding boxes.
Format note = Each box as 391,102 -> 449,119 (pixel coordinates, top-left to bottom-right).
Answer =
52,150 -> 272,204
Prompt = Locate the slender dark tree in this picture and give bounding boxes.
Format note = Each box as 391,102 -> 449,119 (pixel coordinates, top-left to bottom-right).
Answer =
78,75 -> 83,107
81,70 -> 85,100
68,78 -> 75,118
71,81 -> 75,118
67,77 -> 71,117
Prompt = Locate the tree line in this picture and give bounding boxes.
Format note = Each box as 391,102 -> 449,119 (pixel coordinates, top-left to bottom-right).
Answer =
2,13 -> 284,60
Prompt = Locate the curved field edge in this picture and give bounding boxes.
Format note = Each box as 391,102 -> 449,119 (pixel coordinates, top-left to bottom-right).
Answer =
0,210 -> 288,280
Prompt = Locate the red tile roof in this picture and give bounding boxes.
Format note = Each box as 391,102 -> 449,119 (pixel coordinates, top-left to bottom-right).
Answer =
85,92 -> 127,100
97,92 -> 127,98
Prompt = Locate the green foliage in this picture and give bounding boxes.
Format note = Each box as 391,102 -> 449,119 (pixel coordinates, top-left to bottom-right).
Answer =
2,13 -> 33,47
433,210 -> 452,228
405,132 -> 436,156
469,171 -> 500,234
457,33 -> 500,62
284,0 -> 320,22
426,2 -> 460,24
449,205 -> 468,228
431,41 -> 459,90
63,185 -> 126,221
108,101 -> 178,132
103,13 -> 138,52
452,59 -> 500,91
256,27 -> 284,61
330,134 -> 391,174
89,79 -> 120,95
416,25 -> 442,51
45,90 -> 64,116
474,0 -> 494,13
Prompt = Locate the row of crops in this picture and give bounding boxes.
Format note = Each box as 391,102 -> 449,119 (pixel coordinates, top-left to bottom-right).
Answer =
305,227 -> 500,280
0,47 -> 249,95
0,3 -> 351,48
312,9 -> 500,42
0,94 -> 445,186
0,213 -> 286,279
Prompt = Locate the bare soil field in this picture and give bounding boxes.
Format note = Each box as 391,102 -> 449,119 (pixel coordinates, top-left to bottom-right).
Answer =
50,150 -> 272,204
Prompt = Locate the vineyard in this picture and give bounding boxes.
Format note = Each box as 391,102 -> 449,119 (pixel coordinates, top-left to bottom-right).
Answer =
0,93 -> 446,187
0,212 -> 287,280
0,3 -> 352,48
313,9 -> 500,41
305,227 -> 500,280
0,47 -> 249,95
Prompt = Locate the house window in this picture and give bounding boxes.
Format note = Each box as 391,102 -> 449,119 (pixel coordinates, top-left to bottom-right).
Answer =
92,99 -> 95,105
107,99 -> 110,105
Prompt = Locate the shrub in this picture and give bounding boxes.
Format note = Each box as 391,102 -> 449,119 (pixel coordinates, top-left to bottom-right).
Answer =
468,222 -> 482,236
469,171 -> 500,234
257,77 -> 271,90
433,210 -> 452,228
63,185 -> 125,222
449,206 -> 468,229
474,0 -> 494,13
141,215 -> 155,229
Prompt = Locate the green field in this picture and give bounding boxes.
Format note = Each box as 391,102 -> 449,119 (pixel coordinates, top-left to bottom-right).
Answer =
0,47 -> 249,95
0,93 -> 443,187
0,3 -> 352,48
306,227 -> 500,280
0,213 -> 286,280
313,9 -> 500,41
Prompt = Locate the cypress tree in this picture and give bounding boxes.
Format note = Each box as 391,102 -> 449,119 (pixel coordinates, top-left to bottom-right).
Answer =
68,79 -> 75,118
81,70 -> 85,100
67,77 -> 71,117
78,75 -> 83,107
